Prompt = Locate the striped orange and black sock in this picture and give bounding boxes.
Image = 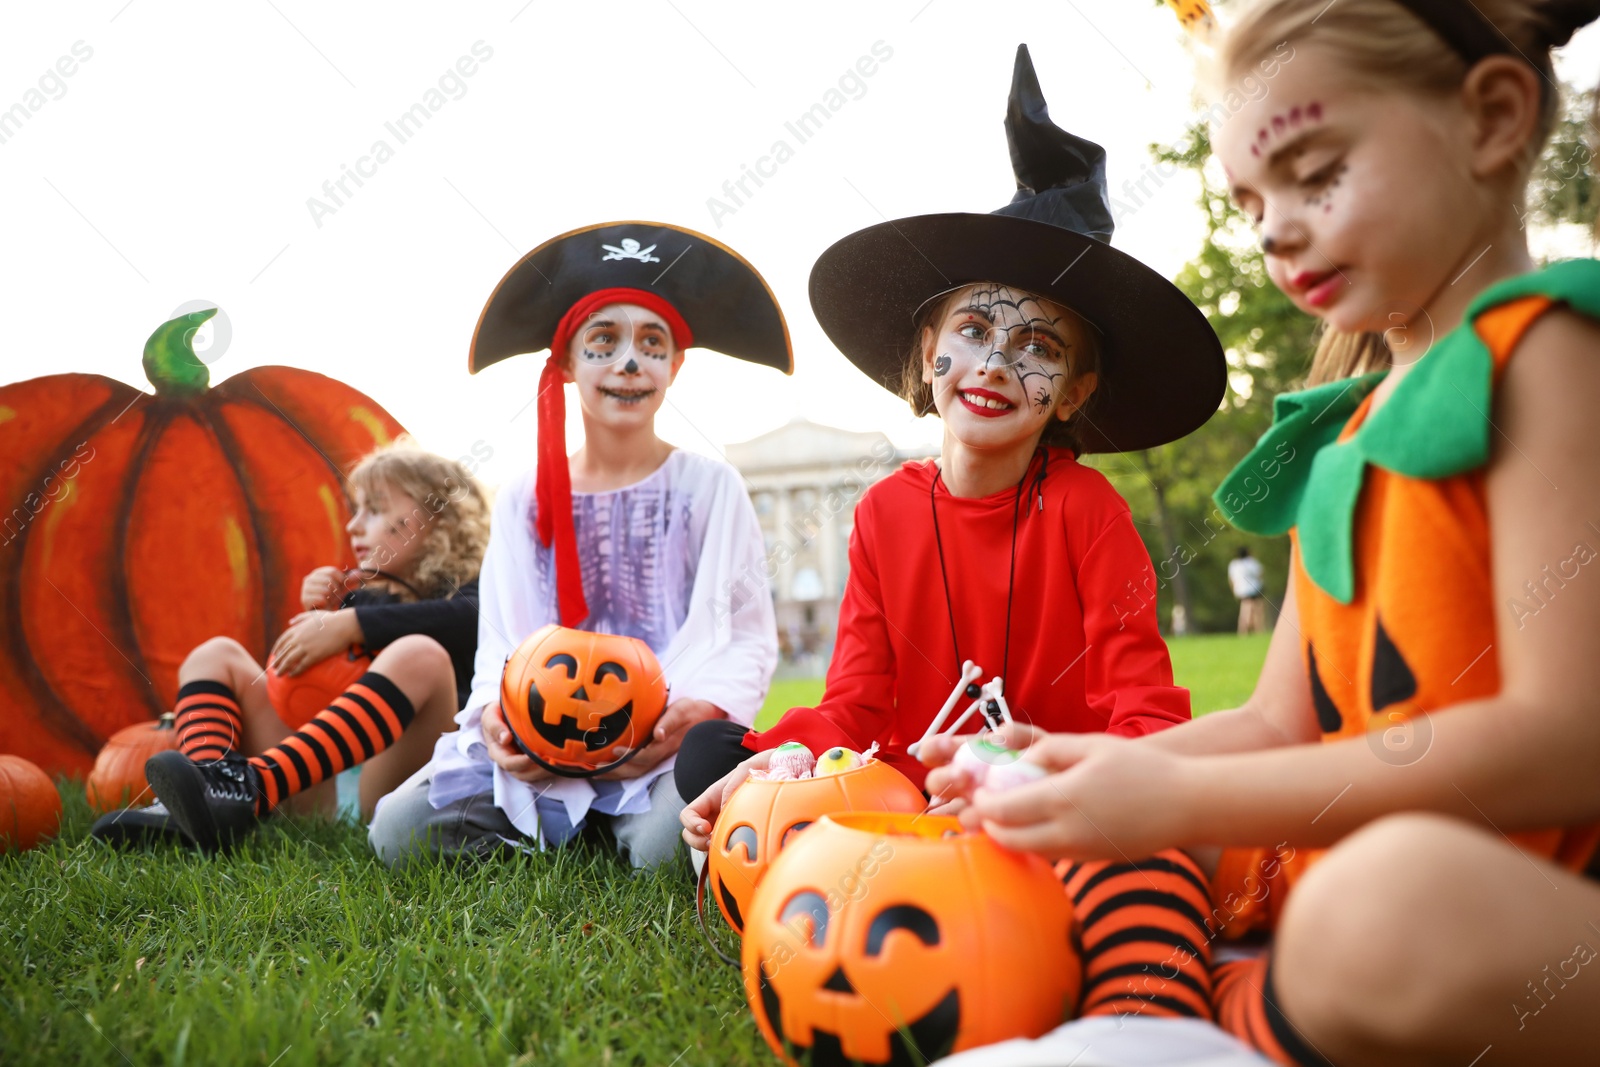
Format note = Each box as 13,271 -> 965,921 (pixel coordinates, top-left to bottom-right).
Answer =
1213,955 -> 1333,1066
1059,849 -> 1215,1021
247,672 -> 415,815
174,681 -> 243,764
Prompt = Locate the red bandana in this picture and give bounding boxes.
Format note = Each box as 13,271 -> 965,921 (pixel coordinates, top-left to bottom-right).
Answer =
536,287 -> 694,628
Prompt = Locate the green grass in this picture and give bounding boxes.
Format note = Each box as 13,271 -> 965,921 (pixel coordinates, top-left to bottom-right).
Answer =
4,634 -> 1269,1065
1169,632 -> 1272,715
1,792 -> 765,1066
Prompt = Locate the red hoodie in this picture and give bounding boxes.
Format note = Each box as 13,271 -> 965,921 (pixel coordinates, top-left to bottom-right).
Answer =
744,448 -> 1190,788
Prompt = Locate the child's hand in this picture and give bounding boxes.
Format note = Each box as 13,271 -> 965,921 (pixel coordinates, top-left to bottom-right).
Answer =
481,700 -> 553,783
679,749 -> 773,851
916,721 -> 1047,767
301,566 -> 347,611
270,610 -> 359,677
595,698 -> 725,780
964,734 -> 1196,861
920,723 -> 1048,817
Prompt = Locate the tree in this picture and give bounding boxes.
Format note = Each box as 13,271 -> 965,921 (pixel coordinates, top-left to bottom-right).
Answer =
1089,123 -> 1315,634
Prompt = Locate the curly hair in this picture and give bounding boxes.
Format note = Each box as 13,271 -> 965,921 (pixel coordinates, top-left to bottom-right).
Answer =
898,284 -> 1101,452
346,438 -> 490,600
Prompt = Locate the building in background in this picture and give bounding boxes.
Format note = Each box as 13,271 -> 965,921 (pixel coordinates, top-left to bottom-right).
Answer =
726,418 -> 935,672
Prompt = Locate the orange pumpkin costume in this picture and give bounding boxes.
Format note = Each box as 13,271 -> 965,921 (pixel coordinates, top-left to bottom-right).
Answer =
1210,260 -> 1600,942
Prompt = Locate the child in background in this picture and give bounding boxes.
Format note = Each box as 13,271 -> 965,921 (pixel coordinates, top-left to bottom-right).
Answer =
95,441 -> 486,850
928,2 -> 1600,1063
366,222 -> 786,871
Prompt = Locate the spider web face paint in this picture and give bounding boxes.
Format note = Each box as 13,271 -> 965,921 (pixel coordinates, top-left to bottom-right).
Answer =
935,284 -> 1072,413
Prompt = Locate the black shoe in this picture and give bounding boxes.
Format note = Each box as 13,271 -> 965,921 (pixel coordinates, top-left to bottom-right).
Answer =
89,800 -> 191,848
143,751 -> 263,854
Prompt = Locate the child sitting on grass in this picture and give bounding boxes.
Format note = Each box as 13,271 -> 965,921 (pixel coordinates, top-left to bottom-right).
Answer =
679,45 -> 1232,1025
102,441 -> 487,852
365,222 -> 788,871
927,2 -> 1600,1062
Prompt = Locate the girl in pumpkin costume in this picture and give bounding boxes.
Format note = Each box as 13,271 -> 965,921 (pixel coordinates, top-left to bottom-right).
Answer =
363,222 -> 786,871
679,46 -> 1235,1028
925,1 -> 1600,1063
102,441 -> 488,851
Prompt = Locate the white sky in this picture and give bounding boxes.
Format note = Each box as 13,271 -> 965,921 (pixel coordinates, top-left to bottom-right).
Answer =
2,2 -> 1596,490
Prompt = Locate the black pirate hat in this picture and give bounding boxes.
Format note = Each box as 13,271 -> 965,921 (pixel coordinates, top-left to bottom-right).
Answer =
469,220 -> 793,374
808,45 -> 1224,453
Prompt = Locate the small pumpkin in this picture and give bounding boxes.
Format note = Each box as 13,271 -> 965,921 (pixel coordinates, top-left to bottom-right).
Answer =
85,712 -> 180,812
266,645 -> 374,730
707,758 -> 924,934
743,812 -> 1079,1067
500,624 -> 668,777
0,753 -> 62,852
0,310 -> 406,774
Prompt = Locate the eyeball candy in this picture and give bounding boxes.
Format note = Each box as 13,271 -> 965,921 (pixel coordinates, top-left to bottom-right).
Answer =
984,759 -> 1048,792
953,736 -> 1046,792
814,746 -> 864,775
768,741 -> 816,779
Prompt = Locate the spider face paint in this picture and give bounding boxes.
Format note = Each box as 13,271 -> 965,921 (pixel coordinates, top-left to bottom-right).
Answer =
566,302 -> 682,424
922,283 -> 1088,448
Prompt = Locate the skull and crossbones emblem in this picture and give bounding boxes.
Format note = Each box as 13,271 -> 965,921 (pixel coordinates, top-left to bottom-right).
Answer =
600,237 -> 661,264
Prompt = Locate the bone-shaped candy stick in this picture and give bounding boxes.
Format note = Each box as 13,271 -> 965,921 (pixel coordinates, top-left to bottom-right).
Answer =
974,678 -> 1015,731
944,677 -> 1010,737
973,677 -> 1010,731
941,696 -> 989,739
908,660 -> 983,758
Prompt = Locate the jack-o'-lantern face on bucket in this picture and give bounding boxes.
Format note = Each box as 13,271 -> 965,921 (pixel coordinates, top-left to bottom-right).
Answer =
706,760 -> 924,935
742,813 -> 1080,1066
499,624 -> 667,776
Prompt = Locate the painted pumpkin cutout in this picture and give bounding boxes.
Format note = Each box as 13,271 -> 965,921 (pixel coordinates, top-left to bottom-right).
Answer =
500,624 -> 667,777
706,759 -> 925,937
743,812 -> 1079,1066
0,310 -> 404,773
85,711 -> 180,812
266,645 -> 373,730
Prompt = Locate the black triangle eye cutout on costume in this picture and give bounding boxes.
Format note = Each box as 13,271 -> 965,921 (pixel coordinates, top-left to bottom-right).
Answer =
1306,644 -> 1344,734
1370,617 -> 1419,712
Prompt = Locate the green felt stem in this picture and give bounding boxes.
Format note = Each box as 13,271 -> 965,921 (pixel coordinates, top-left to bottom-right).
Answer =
142,309 -> 215,396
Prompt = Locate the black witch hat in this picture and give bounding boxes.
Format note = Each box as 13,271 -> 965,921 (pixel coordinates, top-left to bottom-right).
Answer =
469,220 -> 793,374
808,45 -> 1224,453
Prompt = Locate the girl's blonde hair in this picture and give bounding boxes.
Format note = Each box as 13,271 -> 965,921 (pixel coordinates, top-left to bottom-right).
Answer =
1213,0 -> 1591,384
347,438 -> 490,599
899,285 -> 1102,451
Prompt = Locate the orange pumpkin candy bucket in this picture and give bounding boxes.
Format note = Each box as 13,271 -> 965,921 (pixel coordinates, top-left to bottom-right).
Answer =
499,624 -> 668,778
700,756 -> 926,951
742,812 -> 1080,1067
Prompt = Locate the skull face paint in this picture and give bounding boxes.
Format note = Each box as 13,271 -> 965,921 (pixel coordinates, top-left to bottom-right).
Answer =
566,302 -> 683,426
